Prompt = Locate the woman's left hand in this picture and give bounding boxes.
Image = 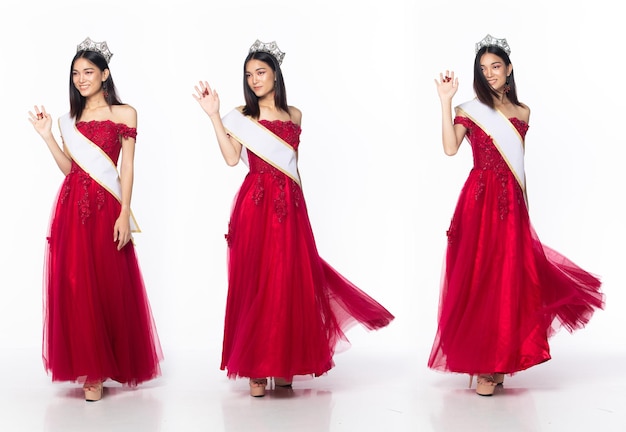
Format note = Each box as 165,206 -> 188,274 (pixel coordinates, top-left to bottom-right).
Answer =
113,212 -> 132,250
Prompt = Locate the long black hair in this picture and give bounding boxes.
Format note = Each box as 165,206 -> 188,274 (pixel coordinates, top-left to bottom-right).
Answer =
242,51 -> 288,119
69,50 -> 122,120
473,45 -> 521,109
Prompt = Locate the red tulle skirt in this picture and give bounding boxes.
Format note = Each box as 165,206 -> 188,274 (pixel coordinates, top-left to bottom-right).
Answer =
428,168 -> 604,375
43,167 -> 163,385
221,160 -> 394,379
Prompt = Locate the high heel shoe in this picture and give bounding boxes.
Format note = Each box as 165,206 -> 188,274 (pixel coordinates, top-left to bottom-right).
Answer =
249,378 -> 268,397
470,374 -> 497,396
83,382 -> 103,402
274,377 -> 292,388
493,373 -> 505,386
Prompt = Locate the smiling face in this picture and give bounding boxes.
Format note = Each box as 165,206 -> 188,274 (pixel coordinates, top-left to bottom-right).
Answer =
245,59 -> 276,99
479,52 -> 512,92
72,57 -> 109,98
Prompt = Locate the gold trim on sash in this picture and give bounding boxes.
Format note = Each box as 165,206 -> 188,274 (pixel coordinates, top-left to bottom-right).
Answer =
456,99 -> 527,204
221,109 -> 301,187
59,113 -> 140,232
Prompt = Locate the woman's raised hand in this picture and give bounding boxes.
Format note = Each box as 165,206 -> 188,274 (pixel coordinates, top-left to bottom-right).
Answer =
434,70 -> 458,101
28,105 -> 52,137
193,81 -> 220,118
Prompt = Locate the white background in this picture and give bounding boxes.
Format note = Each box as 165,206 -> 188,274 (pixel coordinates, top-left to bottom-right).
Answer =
1,0 -> 622,370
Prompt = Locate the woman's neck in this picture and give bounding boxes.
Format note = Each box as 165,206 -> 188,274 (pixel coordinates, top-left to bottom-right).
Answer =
258,93 -> 276,110
493,94 -> 511,108
84,94 -> 109,111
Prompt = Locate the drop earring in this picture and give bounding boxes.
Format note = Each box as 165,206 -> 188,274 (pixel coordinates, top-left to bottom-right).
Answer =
503,76 -> 511,94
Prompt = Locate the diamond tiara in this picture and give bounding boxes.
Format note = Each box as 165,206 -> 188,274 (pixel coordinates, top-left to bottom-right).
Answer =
76,37 -> 113,63
249,39 -> 285,65
475,34 -> 511,56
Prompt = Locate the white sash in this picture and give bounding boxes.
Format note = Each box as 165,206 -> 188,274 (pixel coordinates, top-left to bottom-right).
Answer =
456,99 -> 527,203
221,109 -> 301,187
59,113 -> 140,232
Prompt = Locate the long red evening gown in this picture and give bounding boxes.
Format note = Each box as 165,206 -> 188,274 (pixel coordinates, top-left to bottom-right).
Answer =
44,119 -> 162,385
428,115 -> 604,375
221,119 -> 394,379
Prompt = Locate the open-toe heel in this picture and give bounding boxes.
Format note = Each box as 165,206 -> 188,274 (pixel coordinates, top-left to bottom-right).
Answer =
475,375 -> 497,396
249,378 -> 268,397
83,382 -> 103,402
274,377 -> 292,388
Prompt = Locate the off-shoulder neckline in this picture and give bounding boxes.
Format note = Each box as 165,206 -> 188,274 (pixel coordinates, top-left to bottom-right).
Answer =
509,117 -> 529,125
76,119 -> 135,129
259,118 -> 301,129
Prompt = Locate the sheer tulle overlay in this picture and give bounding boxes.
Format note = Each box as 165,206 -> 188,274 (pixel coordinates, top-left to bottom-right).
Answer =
428,116 -> 604,375
221,119 -> 394,379
43,120 -> 163,385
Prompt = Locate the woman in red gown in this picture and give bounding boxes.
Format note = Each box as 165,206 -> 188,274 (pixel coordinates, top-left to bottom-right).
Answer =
29,38 -> 162,401
428,34 -> 604,396
193,40 -> 394,397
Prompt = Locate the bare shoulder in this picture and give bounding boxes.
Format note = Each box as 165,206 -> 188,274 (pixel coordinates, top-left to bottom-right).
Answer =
236,105 -> 245,113
516,102 -> 530,123
288,106 -> 302,125
111,104 -> 137,127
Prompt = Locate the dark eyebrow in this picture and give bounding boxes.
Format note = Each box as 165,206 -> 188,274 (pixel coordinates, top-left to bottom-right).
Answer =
245,67 -> 267,74
480,61 -> 503,67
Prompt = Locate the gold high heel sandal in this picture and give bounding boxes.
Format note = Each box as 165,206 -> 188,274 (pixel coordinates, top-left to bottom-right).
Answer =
493,373 -> 505,386
83,382 -> 103,402
273,377 -> 292,388
469,374 -> 498,396
249,378 -> 268,397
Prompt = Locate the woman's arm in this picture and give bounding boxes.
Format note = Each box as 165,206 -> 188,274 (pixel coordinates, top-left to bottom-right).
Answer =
28,105 -> 72,175
114,104 -> 137,251
193,81 -> 243,166
434,71 -> 467,156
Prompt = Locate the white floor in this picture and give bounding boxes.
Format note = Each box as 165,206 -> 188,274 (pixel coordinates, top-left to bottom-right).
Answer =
1,342 -> 624,432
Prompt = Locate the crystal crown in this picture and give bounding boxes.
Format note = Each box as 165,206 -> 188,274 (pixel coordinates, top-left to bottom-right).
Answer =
475,34 -> 511,56
249,40 -> 285,65
76,37 -> 113,63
